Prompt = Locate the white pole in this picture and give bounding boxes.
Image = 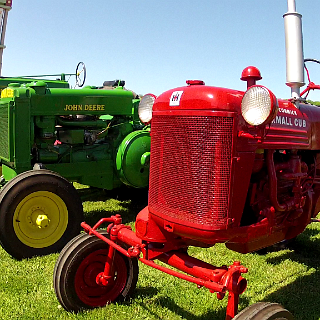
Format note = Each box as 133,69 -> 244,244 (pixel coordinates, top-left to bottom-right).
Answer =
0,0 -> 12,76
283,0 -> 305,100
287,0 -> 296,12
0,9 -> 9,76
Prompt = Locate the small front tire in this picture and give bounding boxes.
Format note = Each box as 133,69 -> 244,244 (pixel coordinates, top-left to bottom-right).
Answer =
233,302 -> 294,319
53,231 -> 139,312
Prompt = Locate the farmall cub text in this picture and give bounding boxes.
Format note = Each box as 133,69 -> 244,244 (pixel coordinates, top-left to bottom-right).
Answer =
54,1 -> 319,319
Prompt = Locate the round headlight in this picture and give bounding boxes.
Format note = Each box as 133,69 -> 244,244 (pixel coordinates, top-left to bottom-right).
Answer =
138,94 -> 156,124
241,86 -> 278,126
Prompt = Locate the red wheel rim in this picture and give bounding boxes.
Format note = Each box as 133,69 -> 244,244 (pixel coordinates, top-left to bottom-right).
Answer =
74,249 -> 128,307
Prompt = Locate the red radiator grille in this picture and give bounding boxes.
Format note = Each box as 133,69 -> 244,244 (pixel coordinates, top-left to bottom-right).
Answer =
149,115 -> 234,228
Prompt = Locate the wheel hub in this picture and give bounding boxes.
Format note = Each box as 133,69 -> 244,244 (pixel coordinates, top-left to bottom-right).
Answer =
13,190 -> 69,247
96,271 -> 114,287
27,206 -> 50,228
35,214 -> 50,228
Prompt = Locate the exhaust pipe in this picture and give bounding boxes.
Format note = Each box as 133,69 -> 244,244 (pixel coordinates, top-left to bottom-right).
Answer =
283,0 -> 305,101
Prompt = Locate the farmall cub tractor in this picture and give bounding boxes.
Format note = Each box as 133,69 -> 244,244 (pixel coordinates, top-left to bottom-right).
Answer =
53,1 -> 319,319
0,63 -> 151,260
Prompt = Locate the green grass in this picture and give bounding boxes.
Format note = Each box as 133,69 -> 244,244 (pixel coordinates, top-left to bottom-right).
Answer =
0,185 -> 320,319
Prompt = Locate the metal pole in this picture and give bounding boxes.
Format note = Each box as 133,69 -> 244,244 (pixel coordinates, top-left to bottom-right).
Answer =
287,0 -> 296,12
283,0 -> 305,100
0,9 -> 9,76
0,0 -> 12,76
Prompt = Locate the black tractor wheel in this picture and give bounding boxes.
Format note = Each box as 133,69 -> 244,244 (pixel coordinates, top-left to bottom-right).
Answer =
233,302 -> 294,319
0,170 -> 83,259
53,230 -> 139,312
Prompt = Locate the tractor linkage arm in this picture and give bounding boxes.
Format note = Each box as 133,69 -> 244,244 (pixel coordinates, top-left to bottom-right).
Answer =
81,216 -> 248,320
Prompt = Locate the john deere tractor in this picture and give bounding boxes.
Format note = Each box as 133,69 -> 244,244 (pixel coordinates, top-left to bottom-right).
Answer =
0,63 -> 151,259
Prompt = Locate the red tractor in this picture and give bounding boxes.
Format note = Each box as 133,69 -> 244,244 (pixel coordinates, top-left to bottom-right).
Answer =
53,1 -> 317,319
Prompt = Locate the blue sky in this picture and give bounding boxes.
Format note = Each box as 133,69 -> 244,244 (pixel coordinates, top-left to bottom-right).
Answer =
2,0 -> 320,101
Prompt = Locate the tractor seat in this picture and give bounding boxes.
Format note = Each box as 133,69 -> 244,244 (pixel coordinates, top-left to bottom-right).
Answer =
102,80 -> 125,87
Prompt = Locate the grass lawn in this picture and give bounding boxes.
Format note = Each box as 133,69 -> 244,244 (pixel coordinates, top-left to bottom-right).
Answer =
0,184 -> 320,320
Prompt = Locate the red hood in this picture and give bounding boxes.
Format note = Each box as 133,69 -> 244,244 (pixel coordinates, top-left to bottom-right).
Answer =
154,85 -> 244,112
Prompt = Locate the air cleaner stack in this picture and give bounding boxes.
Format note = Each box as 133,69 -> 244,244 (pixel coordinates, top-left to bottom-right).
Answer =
284,0 -> 305,100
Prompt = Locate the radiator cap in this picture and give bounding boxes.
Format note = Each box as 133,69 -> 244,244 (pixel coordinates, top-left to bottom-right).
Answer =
241,66 -> 262,88
186,80 -> 205,86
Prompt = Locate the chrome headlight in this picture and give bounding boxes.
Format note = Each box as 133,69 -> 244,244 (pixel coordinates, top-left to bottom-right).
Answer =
138,94 -> 156,125
241,86 -> 278,126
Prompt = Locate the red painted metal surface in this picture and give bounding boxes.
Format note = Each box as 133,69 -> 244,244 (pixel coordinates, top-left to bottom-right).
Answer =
149,113 -> 234,232
262,100 -> 309,148
81,221 -> 248,319
186,80 -> 205,86
241,66 -> 262,81
241,66 -> 262,88
155,85 -> 244,112
74,249 -> 128,307
71,65 -> 320,318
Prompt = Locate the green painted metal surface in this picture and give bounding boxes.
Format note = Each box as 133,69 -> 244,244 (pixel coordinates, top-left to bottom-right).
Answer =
116,130 -> 151,188
0,77 -> 69,90
0,79 -> 150,190
0,100 -> 9,160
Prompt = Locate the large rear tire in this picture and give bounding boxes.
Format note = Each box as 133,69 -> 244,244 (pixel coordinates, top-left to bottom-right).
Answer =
233,302 -> 294,319
0,170 -> 83,259
53,231 -> 139,312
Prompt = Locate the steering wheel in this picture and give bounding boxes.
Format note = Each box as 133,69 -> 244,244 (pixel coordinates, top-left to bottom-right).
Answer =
75,62 -> 86,87
304,58 -> 320,65
300,58 -> 320,98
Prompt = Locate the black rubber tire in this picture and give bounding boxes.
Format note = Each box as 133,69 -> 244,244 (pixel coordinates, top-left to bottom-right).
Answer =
0,170 -> 83,259
233,302 -> 294,320
53,230 -> 139,312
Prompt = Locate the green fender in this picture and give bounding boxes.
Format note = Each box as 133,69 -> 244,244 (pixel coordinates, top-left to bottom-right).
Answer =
116,130 -> 151,188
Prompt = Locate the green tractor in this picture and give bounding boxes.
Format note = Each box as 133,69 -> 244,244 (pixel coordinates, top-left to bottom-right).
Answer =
0,63 -> 153,259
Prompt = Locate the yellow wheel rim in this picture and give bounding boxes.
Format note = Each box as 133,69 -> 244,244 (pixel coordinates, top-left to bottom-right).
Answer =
13,191 -> 68,248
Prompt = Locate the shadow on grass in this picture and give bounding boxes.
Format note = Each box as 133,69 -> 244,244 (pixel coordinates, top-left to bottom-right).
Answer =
135,295 -> 250,320
133,286 -> 158,299
155,296 -> 228,320
265,227 -> 320,266
258,227 -> 320,320
132,285 -> 251,320
263,272 -> 320,320
80,186 -> 148,226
